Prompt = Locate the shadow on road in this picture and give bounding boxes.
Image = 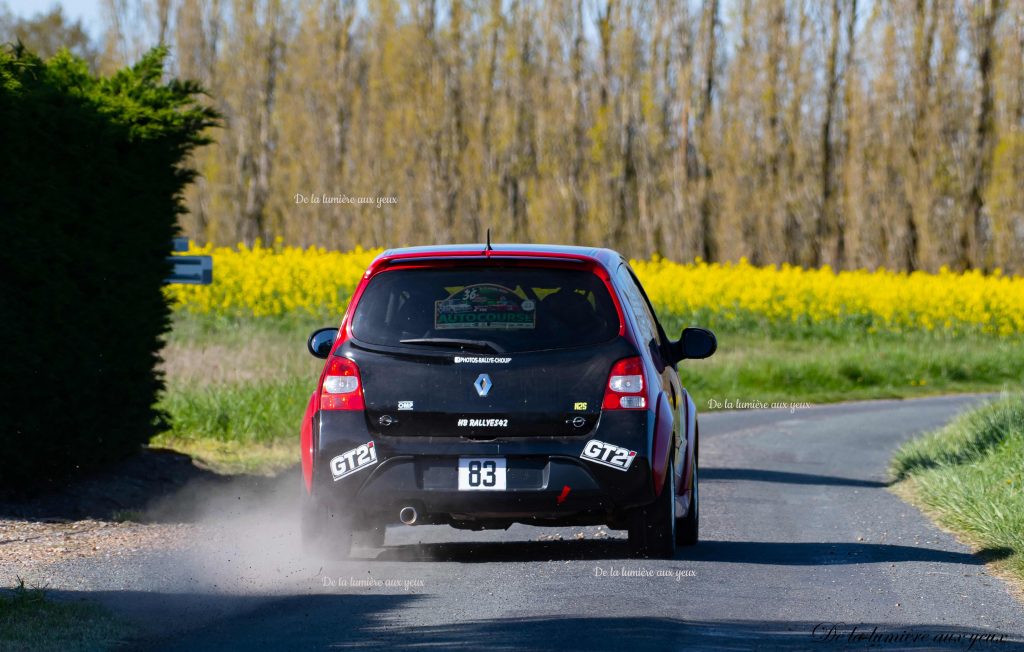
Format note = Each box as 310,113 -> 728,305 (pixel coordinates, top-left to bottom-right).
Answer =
371,538 -> 632,562
686,541 -> 1012,566
50,588 -> 1020,652
0,451 -> 303,524
365,538 -> 1010,567
702,467 -> 889,488
0,449 -> 246,521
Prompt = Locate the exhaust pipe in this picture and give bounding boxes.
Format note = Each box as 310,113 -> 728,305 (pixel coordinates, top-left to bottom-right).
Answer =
399,506 -> 418,525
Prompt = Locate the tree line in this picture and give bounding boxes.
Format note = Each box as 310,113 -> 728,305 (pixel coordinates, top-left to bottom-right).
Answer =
7,1 -> 1024,272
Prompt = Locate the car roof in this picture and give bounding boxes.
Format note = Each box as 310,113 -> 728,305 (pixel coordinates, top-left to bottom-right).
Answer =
370,243 -> 625,274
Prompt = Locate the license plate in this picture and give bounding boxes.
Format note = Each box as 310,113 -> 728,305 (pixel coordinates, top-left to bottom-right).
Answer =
458,457 -> 507,491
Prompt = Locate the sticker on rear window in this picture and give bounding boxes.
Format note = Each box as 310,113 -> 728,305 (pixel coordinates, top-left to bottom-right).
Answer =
435,284 -> 536,330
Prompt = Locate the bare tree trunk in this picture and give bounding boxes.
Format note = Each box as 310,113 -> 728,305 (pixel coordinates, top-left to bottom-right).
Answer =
614,9 -> 641,254
441,0 -> 467,240
154,0 -> 172,45
99,0 -> 130,73
1018,5 -> 1024,129
472,0 -> 501,243
697,0 -> 719,262
569,0 -> 586,245
761,0 -> 786,266
905,0 -> 937,271
174,0 -> 221,243
503,0 -> 534,242
672,0 -> 695,260
837,0 -> 857,270
817,0 -> 842,268
961,0 -> 1002,270
595,0 -> 621,248
328,1 -> 354,189
784,0 -> 808,265
238,0 -> 283,245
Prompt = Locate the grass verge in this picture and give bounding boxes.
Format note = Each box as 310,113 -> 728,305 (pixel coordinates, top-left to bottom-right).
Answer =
0,581 -> 131,652
149,435 -> 298,475
890,395 -> 1024,586
683,331 -> 1024,409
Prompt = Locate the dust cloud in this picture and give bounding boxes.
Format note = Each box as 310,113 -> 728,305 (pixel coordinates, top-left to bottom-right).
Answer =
143,468 -> 349,596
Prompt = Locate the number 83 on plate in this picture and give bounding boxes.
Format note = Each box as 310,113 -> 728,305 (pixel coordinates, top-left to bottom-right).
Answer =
458,457 -> 507,491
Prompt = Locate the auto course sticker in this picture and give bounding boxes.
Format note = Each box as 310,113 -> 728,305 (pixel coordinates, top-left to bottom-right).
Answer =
330,441 -> 378,481
435,284 -> 536,330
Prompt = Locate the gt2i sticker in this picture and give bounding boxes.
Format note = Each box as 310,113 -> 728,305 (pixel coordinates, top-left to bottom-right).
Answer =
457,418 -> 509,427
435,284 -> 536,330
330,442 -> 378,481
580,439 -> 637,471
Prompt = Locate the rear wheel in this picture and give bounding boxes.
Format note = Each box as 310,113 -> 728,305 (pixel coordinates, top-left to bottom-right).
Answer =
676,444 -> 698,546
628,457 -> 677,559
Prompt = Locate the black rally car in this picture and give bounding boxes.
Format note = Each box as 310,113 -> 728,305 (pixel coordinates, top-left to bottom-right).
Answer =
299,244 -> 716,558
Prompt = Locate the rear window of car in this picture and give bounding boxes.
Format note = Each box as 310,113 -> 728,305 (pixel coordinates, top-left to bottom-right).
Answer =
350,266 -> 620,353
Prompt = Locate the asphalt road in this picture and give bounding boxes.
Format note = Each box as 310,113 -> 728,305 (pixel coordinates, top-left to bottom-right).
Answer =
43,395 -> 1024,650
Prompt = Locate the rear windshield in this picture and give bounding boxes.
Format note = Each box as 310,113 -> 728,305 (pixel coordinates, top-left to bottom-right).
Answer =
350,266 -> 620,353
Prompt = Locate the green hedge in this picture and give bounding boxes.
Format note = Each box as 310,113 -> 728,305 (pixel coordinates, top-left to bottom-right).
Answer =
0,45 -> 216,489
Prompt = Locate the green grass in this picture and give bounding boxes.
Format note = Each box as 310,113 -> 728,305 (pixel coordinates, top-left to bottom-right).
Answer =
154,313 -> 323,472
160,377 -> 314,445
155,376 -> 314,474
890,396 -> 1024,583
0,580 -> 131,652
158,312 -> 1024,473
682,331 -> 1024,409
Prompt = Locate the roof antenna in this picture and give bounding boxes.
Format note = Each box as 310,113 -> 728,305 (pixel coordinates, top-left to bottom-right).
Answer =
485,228 -> 494,252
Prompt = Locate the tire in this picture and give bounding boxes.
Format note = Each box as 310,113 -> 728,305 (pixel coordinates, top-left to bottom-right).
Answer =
676,444 -> 698,546
301,495 -> 353,559
628,456 -> 677,559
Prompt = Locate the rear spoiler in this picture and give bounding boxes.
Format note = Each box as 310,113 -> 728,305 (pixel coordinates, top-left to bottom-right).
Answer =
384,255 -> 587,266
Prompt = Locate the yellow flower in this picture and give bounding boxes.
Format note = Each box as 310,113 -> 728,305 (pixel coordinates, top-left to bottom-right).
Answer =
165,241 -> 381,318
166,243 -> 1024,336
630,257 -> 1024,337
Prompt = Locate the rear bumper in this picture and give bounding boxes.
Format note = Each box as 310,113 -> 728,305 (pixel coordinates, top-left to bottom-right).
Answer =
353,455 -> 624,523
313,411 -> 658,526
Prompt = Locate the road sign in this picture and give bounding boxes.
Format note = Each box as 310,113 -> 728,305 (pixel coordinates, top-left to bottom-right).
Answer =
171,237 -> 190,252
166,255 -> 213,285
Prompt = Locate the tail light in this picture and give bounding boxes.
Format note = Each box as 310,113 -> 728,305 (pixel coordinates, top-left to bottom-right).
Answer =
320,356 -> 365,410
603,356 -> 647,410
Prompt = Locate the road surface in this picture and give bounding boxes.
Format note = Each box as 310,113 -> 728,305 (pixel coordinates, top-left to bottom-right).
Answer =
33,395 -> 1024,650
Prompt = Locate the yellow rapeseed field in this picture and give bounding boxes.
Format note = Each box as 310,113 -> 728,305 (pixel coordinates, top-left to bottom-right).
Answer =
168,242 -> 1024,336
632,257 -> 1024,336
168,240 -> 378,318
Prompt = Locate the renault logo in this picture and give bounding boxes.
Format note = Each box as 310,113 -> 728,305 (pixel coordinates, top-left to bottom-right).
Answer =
473,373 -> 492,397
